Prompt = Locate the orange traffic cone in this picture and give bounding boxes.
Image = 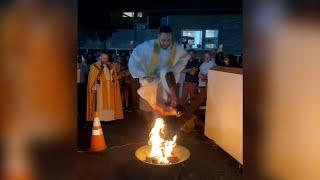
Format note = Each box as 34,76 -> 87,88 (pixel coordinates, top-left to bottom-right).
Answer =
89,112 -> 107,152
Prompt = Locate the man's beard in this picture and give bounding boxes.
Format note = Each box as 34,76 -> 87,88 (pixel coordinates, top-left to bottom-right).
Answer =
160,44 -> 170,49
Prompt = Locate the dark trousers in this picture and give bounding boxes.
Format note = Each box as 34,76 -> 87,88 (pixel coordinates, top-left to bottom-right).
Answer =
77,82 -> 87,122
130,78 -> 140,111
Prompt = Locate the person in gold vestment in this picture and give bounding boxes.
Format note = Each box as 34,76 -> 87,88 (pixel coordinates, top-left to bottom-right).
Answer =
87,51 -> 123,121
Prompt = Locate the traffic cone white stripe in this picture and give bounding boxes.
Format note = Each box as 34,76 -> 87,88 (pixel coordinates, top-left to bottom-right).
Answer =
92,129 -> 103,136
93,118 -> 101,126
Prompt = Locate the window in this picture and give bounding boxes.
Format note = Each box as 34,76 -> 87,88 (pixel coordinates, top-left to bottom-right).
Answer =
122,12 -> 143,18
181,30 -> 202,49
122,12 -> 134,18
181,29 -> 219,50
137,12 -> 143,18
204,30 -> 219,49
205,30 -> 218,38
205,44 -> 217,49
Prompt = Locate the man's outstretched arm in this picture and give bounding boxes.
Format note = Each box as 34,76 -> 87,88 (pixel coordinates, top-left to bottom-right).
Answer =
128,44 -> 147,79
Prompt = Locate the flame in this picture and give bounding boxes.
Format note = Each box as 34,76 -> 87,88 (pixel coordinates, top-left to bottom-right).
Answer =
148,118 -> 177,164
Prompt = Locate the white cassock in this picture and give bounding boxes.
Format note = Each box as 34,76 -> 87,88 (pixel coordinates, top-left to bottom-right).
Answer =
128,39 -> 190,112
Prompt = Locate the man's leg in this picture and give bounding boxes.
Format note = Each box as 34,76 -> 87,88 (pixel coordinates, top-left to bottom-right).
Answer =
138,97 -> 155,132
186,82 -> 194,104
131,78 -> 140,111
180,86 -> 208,133
125,88 -> 129,108
139,110 -> 153,130
189,82 -> 197,101
176,83 -> 181,100
180,83 -> 189,105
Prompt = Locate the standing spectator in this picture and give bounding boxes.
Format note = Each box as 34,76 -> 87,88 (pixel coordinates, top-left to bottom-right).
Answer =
211,49 -> 217,63
87,51 -> 123,121
199,51 -> 215,88
181,49 -> 200,105
120,67 -> 132,112
237,54 -> 243,68
224,54 -> 238,67
79,54 -> 90,83
78,53 -> 90,121
118,55 -> 132,112
215,44 -> 226,66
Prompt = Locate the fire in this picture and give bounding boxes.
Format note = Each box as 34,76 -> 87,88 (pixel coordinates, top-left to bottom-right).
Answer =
148,118 -> 177,164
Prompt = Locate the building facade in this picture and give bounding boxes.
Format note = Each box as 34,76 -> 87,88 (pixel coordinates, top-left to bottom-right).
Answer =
79,14 -> 242,55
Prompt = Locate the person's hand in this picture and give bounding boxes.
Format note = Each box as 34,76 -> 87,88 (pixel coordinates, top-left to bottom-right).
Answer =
150,103 -> 177,117
168,87 -> 178,108
171,98 -> 177,108
190,68 -> 197,75
199,74 -> 205,80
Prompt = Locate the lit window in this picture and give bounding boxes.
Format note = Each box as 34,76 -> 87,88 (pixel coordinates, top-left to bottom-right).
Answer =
204,29 -> 219,49
205,30 -> 218,38
122,12 -> 143,18
182,30 -> 202,49
122,12 -> 134,18
205,44 -> 217,49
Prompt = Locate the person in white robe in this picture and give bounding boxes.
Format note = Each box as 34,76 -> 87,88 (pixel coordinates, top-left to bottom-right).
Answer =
128,25 -> 190,119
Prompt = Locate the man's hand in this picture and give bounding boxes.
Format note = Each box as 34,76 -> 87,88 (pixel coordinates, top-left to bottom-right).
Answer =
151,103 -> 178,117
199,74 -> 206,80
167,87 -> 178,108
217,44 -> 223,52
184,67 -> 196,74
189,67 -> 198,75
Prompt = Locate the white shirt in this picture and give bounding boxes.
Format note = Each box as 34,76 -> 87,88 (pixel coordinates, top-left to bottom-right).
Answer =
199,60 -> 215,87
179,72 -> 186,84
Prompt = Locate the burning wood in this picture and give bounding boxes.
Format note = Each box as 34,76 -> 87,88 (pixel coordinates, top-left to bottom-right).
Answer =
135,118 -> 190,165
148,118 -> 177,164
145,155 -> 179,164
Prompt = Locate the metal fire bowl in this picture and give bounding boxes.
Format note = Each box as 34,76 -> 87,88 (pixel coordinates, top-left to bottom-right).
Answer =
135,145 -> 190,166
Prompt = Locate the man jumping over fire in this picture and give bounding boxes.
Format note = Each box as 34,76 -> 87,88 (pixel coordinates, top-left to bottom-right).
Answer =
128,25 -> 189,125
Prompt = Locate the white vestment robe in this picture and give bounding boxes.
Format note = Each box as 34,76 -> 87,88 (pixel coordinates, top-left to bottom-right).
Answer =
128,39 -> 190,112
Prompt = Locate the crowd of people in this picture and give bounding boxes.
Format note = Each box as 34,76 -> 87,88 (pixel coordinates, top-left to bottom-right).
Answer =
179,46 -> 242,106
77,26 -> 242,122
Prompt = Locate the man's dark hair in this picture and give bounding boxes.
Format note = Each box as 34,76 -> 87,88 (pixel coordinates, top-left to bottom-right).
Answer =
159,25 -> 172,34
101,51 -> 109,55
188,49 -> 197,54
204,51 -> 211,55
227,54 -> 238,67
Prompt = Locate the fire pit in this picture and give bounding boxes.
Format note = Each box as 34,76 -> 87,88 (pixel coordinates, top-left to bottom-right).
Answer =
135,118 -> 190,165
